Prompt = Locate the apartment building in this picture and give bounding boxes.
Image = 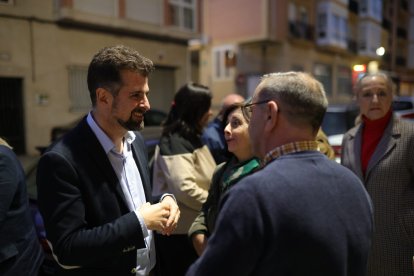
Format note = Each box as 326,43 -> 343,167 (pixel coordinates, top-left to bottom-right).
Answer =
196,0 -> 414,109
0,0 -> 201,154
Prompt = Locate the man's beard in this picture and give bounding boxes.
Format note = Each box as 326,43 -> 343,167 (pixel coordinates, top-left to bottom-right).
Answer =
117,117 -> 144,131
117,108 -> 145,131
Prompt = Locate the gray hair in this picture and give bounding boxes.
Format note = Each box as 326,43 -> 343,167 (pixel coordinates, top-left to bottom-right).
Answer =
354,72 -> 393,94
257,71 -> 328,132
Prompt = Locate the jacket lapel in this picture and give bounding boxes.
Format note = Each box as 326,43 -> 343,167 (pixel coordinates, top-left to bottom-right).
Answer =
347,126 -> 364,180
78,118 -> 130,211
131,133 -> 151,201
365,117 -> 399,180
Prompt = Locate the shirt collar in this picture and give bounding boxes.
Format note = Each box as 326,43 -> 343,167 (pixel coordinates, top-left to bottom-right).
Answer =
86,112 -> 136,154
262,140 -> 319,167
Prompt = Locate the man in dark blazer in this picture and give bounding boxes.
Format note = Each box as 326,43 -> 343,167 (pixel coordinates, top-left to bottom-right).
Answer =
36,45 -> 180,276
186,72 -> 374,276
0,138 -> 44,275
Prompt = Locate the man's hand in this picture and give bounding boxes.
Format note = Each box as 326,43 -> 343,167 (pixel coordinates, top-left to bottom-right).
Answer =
192,233 -> 208,256
139,202 -> 170,232
160,195 -> 180,236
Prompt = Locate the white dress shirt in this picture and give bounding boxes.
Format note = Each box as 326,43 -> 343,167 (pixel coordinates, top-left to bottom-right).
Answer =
87,113 -> 155,276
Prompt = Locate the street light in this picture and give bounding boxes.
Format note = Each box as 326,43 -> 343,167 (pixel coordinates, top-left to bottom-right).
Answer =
376,46 -> 385,56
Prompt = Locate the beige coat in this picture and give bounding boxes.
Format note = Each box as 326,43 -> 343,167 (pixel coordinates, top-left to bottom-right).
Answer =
152,145 -> 215,234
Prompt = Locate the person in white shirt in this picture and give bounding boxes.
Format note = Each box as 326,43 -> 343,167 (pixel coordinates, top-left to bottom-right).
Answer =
36,45 -> 180,276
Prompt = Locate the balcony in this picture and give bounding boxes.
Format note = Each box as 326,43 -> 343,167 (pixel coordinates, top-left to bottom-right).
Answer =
56,1 -> 198,44
289,21 -> 314,41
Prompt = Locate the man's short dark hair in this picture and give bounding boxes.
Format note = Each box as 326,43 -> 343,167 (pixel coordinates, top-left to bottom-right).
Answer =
87,45 -> 154,106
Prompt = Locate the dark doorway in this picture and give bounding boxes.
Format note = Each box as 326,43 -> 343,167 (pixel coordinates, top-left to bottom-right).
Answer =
0,77 -> 26,154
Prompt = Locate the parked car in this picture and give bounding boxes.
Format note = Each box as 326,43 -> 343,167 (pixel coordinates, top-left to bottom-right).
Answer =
392,96 -> 414,111
393,96 -> 414,121
321,104 -> 359,162
23,109 -> 167,275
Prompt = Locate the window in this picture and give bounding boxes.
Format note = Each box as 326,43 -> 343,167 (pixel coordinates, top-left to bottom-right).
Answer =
68,66 -> 91,112
73,0 -> 118,17
358,21 -> 381,56
289,2 -> 296,21
299,6 -> 308,24
168,0 -> 196,31
408,44 -> 414,69
314,63 -> 332,96
334,15 -> 340,40
212,45 -> 236,81
0,0 -> 14,5
337,66 -> 352,96
359,23 -> 367,51
318,13 -> 327,38
360,0 -> 382,21
360,0 -> 367,13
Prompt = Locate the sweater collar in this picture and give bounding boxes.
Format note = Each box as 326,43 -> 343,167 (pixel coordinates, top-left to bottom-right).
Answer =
362,108 -> 392,130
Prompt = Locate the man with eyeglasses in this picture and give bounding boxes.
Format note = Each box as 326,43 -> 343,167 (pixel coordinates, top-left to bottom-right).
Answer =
186,71 -> 373,276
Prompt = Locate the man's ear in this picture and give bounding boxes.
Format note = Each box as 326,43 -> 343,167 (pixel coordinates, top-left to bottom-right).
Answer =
96,88 -> 111,105
264,101 -> 278,131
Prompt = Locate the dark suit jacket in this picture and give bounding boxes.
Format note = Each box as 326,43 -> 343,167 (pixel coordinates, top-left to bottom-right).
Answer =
37,117 -> 158,275
0,145 -> 43,275
342,116 -> 414,275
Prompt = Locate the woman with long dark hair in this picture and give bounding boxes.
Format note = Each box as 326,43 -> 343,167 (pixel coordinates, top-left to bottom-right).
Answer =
152,83 -> 216,275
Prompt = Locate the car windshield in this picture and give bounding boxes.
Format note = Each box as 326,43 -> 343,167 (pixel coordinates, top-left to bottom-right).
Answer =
322,108 -> 359,136
392,101 -> 413,111
322,113 -> 348,136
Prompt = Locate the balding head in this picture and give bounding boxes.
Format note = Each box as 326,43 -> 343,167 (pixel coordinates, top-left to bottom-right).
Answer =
220,93 -> 245,115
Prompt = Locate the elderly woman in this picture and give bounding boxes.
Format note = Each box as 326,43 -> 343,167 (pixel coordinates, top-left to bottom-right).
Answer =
341,72 -> 414,275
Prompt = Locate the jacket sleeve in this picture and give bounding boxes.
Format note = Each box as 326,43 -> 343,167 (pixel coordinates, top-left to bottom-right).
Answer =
188,162 -> 226,238
186,182 -> 263,276
36,151 -> 145,267
155,152 -> 208,211
0,150 -> 18,224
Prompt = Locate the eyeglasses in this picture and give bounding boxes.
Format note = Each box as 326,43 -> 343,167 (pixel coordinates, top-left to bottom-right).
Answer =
241,99 -> 271,120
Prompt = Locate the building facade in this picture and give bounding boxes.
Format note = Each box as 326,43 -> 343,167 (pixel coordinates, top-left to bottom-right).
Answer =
0,0 -> 201,154
1,0 -> 413,154
196,0 -> 414,110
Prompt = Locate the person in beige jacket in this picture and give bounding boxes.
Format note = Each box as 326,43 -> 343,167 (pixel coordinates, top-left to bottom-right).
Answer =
152,83 -> 216,276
